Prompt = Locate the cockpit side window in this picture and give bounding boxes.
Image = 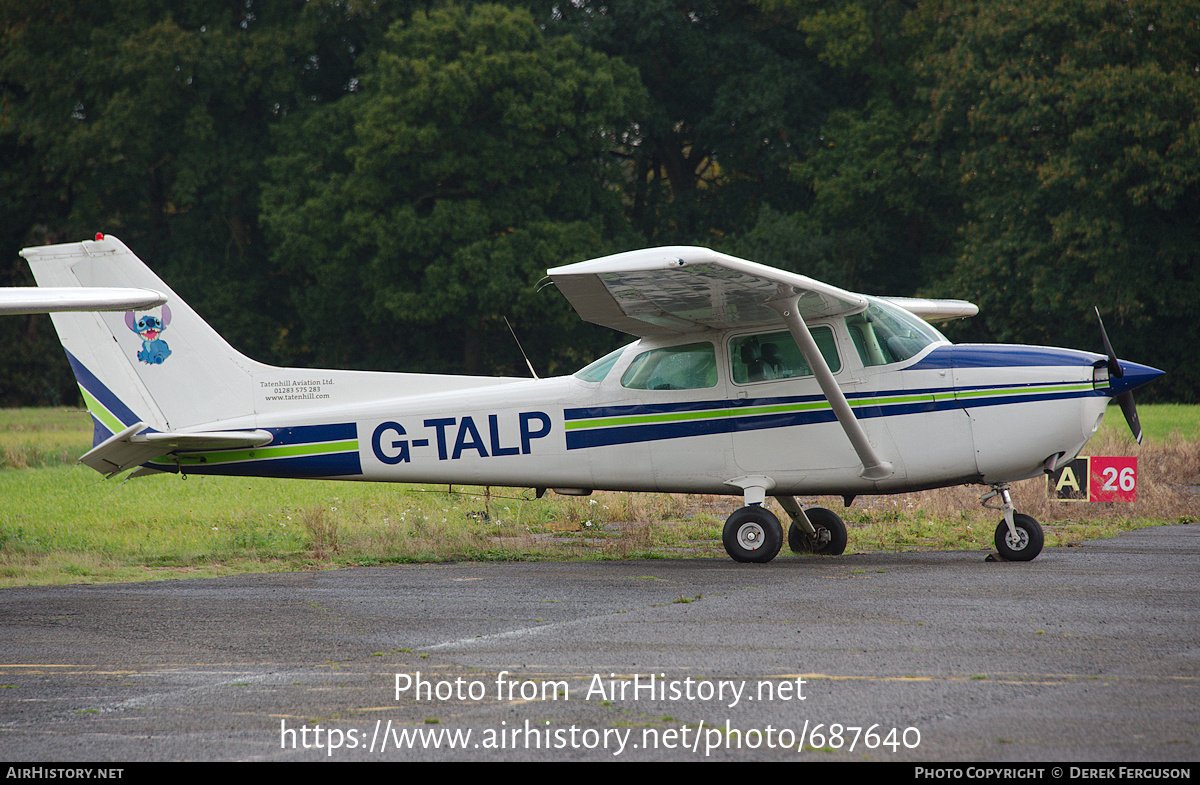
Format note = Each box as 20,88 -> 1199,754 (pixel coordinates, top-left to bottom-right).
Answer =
846,298 -> 945,367
621,342 -> 718,390
730,327 -> 840,384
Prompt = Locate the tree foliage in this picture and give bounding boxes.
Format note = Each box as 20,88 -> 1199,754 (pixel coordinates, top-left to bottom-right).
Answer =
0,0 -> 406,402
2,0 -> 1196,403
734,0 -> 959,294
916,0 -> 1200,399
261,4 -> 646,375
529,0 -> 832,243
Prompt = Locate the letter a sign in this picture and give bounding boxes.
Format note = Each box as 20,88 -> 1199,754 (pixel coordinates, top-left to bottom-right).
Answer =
1048,457 -> 1137,502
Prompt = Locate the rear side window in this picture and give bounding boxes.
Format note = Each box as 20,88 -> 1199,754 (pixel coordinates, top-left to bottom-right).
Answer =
730,327 -> 840,384
621,342 -> 718,390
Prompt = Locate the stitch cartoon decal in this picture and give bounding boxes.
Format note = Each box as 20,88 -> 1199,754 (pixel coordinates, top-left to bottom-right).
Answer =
125,306 -> 172,364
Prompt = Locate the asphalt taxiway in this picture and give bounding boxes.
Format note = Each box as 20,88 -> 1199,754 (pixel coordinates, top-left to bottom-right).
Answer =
1,524 -> 1197,761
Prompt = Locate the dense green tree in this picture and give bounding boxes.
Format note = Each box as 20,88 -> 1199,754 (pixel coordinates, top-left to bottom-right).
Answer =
526,0 -> 832,244
732,0 -> 959,296
0,1 -> 418,403
261,4 -> 647,375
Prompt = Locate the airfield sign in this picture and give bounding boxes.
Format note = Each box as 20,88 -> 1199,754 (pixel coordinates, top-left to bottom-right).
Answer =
1048,456 -> 1138,502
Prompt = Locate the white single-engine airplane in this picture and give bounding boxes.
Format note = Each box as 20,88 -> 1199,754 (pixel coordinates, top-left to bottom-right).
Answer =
23,235 -> 1163,563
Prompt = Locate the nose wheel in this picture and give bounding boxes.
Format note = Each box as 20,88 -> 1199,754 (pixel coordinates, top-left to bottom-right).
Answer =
993,513 -> 1044,561
982,484 -> 1044,561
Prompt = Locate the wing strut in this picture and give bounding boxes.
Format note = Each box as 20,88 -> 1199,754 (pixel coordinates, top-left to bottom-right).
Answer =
767,292 -> 894,481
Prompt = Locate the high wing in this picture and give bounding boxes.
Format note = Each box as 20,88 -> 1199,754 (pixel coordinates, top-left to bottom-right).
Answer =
548,246 -> 867,336
0,287 -> 167,315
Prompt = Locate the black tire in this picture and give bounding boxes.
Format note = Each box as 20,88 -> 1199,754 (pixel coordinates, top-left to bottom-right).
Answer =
722,506 -> 784,563
993,513 -> 1044,561
787,507 -> 848,556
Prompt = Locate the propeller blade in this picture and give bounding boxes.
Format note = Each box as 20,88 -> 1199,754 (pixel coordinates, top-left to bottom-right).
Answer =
1116,391 -> 1143,445
1094,306 -> 1164,444
1094,306 -> 1123,379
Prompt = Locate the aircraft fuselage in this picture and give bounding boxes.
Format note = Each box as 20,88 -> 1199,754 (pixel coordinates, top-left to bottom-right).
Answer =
146,330 -> 1120,501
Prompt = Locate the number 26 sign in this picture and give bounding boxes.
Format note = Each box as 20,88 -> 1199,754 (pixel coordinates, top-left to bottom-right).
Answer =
1048,456 -> 1138,502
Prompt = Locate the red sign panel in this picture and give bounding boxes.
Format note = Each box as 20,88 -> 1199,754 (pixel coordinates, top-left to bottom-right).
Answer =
1088,456 -> 1138,502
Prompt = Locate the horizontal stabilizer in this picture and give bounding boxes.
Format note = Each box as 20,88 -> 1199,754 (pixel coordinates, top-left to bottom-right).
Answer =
80,421 -> 273,477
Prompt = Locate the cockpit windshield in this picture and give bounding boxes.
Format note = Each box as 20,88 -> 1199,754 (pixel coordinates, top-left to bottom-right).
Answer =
846,297 -> 947,367
573,346 -> 626,383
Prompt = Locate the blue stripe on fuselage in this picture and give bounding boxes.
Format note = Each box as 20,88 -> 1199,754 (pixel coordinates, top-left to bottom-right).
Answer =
148,451 -> 362,479
908,344 -> 1101,370
261,422 -> 357,447
564,392 -> 966,450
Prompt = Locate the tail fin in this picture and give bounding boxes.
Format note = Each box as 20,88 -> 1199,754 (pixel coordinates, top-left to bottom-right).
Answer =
23,235 -> 262,445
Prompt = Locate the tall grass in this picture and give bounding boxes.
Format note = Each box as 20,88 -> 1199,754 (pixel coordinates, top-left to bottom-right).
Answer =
1130,403 -> 1200,442
829,427 -> 1198,553
0,408 -> 90,469
1,404 -> 1195,585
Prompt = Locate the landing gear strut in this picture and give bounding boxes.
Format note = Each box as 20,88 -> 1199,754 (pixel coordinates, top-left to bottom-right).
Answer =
981,484 -> 1044,561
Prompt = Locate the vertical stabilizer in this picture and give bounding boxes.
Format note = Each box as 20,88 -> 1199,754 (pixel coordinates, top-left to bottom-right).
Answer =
23,236 -> 262,444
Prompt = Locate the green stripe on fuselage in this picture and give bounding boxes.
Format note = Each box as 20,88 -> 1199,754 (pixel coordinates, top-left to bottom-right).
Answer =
564,383 -> 1087,434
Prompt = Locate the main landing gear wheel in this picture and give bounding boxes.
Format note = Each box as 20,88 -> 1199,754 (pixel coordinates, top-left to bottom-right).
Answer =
722,506 -> 784,563
787,507 -> 848,556
993,513 -> 1044,561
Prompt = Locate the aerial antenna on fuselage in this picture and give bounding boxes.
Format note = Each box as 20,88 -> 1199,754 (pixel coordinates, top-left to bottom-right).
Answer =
504,316 -> 539,379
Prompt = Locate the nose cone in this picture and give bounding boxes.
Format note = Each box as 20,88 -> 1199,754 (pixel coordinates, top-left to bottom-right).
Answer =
1108,360 -> 1165,397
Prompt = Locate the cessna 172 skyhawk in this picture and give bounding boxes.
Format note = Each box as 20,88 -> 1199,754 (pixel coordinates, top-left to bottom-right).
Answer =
23,235 -> 1163,563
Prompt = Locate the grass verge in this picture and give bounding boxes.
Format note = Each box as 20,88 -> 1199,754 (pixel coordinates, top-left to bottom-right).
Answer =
1,404 -> 1195,586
